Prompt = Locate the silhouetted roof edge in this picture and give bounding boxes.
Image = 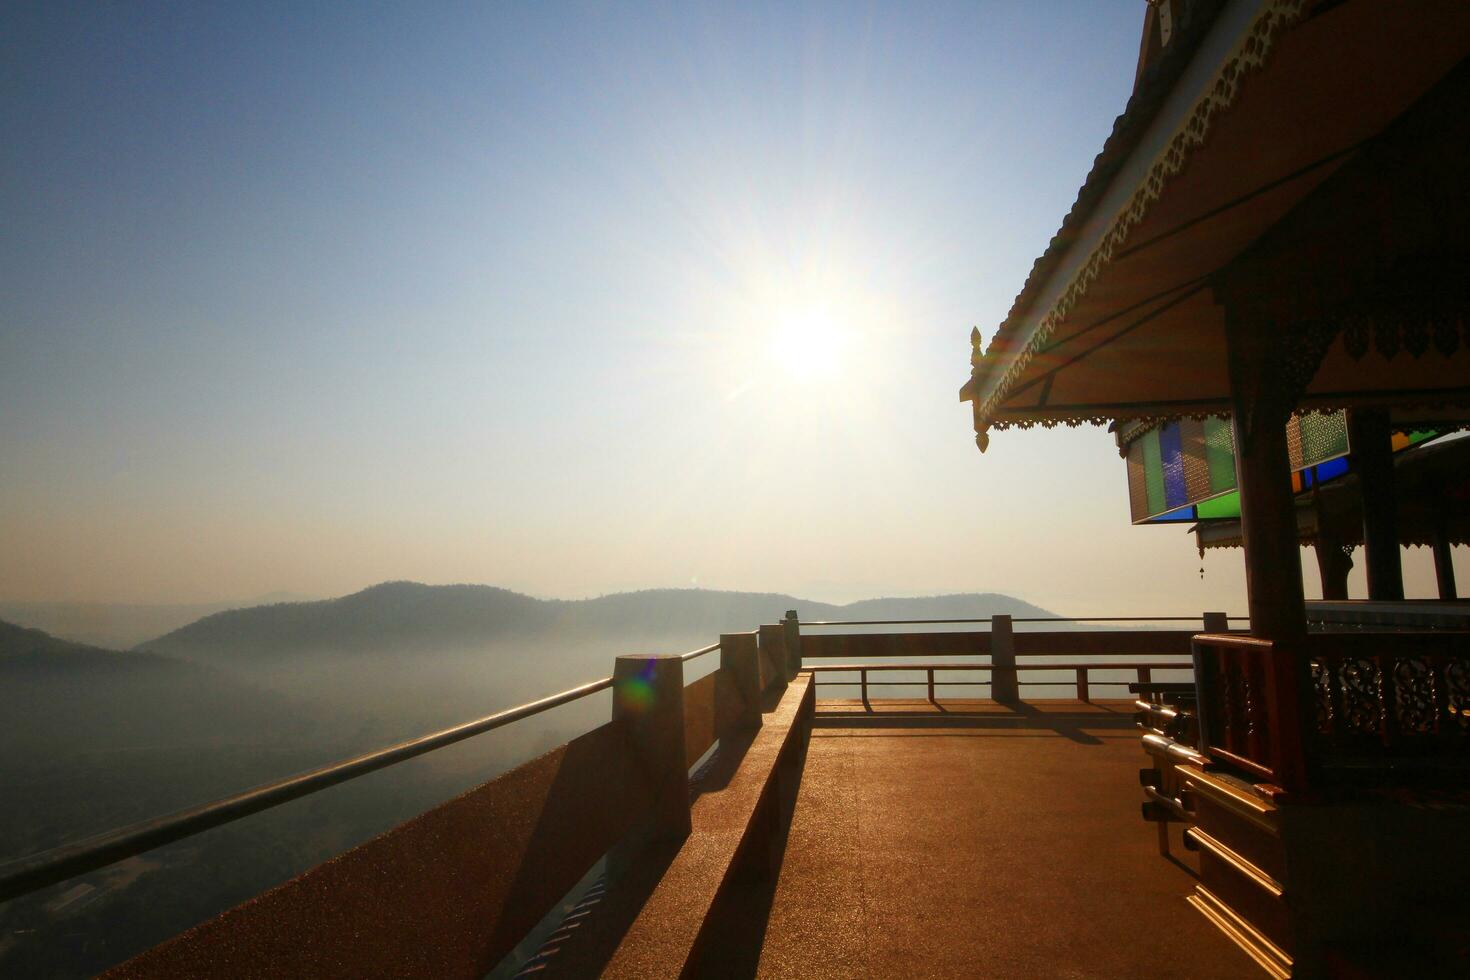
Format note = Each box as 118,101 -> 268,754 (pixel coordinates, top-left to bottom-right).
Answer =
962,0 -> 1227,400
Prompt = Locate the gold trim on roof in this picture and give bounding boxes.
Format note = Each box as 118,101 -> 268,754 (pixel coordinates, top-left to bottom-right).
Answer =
973,0 -> 1308,432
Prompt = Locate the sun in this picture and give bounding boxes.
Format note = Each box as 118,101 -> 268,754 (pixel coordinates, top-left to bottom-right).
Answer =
770,304 -> 847,381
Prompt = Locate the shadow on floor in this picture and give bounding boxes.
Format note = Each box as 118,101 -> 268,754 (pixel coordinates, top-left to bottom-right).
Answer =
684,721 -> 807,978
814,700 -> 1135,744
541,693 -> 809,979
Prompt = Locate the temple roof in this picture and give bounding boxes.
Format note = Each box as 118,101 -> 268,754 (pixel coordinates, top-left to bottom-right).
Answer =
962,1 -> 1470,450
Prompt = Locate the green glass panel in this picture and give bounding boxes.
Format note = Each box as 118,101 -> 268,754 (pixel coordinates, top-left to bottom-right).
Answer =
1203,416 -> 1236,493
1196,492 -> 1241,519
1405,429 -> 1438,447
1141,429 -> 1164,517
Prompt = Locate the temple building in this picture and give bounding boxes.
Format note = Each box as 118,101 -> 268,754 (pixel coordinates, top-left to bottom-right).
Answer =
963,0 -> 1470,974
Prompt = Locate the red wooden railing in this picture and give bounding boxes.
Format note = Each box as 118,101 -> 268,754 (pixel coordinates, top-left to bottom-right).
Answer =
1193,631 -> 1470,792
1192,634 -> 1306,790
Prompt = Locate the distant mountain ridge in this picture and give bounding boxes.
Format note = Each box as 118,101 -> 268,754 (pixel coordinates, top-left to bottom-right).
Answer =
0,618 -> 184,672
139,582 -> 1060,662
0,593 -> 318,650
0,618 -> 307,752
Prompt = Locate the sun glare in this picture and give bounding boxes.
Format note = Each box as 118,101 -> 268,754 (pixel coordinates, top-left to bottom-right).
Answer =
771,305 -> 847,381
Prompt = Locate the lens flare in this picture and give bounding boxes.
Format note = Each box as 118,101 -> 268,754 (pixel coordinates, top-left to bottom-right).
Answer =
617,660 -> 659,712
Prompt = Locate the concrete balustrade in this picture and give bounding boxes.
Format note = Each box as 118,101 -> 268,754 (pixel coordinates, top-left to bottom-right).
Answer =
85,614 -> 1230,979
102,635 -> 807,980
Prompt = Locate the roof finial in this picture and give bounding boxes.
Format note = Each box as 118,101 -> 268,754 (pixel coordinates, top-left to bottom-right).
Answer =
970,326 -> 985,369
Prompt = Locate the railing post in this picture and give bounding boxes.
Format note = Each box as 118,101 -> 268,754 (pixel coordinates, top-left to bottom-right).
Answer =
1137,665 -> 1152,686
990,614 -> 1019,704
612,654 -> 692,839
927,668 -> 935,703
783,610 -> 802,679
720,633 -> 763,729
860,669 -> 868,703
1076,667 -> 1090,702
1194,612 -> 1228,751
758,624 -> 791,687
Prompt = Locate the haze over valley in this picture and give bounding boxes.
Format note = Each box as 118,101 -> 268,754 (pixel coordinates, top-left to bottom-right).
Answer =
0,582 -> 1058,977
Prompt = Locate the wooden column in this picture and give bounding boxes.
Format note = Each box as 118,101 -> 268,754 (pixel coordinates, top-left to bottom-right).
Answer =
1224,315 -> 1307,643
1312,535 -> 1352,601
1433,528 -> 1458,600
1222,305 -> 1312,792
1311,488 -> 1352,601
1347,408 -> 1404,601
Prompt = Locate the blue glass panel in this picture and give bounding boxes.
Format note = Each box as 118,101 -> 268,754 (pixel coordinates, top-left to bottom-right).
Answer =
1314,456 -> 1349,482
1159,422 -> 1186,509
1148,505 -> 1197,523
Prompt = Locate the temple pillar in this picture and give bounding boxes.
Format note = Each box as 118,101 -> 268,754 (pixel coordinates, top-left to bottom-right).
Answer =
1433,528 -> 1458,600
1223,312 -> 1307,643
1311,492 -> 1353,601
1313,536 -> 1352,601
1347,409 -> 1404,601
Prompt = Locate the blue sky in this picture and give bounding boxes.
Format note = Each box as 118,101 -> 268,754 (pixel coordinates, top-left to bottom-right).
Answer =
3,2 -> 1457,608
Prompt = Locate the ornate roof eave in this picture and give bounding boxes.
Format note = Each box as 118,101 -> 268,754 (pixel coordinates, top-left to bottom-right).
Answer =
959,0 -> 1231,409
976,378 -> 1470,448
962,0 -> 1311,450
1196,525 -> 1470,552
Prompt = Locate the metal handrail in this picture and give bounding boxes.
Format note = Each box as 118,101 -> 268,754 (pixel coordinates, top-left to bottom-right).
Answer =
798,615 -> 1243,626
679,642 -> 721,662
0,674 -> 615,904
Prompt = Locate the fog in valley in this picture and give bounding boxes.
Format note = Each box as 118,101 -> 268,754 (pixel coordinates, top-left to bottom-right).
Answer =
1,583 -> 1080,977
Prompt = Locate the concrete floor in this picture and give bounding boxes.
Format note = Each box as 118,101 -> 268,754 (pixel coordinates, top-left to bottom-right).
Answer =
753,699 -> 1260,979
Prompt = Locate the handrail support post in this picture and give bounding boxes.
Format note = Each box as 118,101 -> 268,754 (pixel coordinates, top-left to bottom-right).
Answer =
613,654 -> 692,840
758,624 -> 791,689
721,633 -> 763,729
991,615 -> 1019,704
783,610 -> 802,679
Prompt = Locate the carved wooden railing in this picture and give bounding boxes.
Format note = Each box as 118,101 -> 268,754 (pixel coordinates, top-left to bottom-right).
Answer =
1306,632 -> 1470,768
1193,631 -> 1470,793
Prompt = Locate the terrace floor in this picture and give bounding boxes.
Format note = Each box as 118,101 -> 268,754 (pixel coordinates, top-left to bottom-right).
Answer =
748,699 -> 1258,979
541,697 -> 1262,978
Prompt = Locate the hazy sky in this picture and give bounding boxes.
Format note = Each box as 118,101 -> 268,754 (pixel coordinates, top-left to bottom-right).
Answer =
2,2 -> 1461,611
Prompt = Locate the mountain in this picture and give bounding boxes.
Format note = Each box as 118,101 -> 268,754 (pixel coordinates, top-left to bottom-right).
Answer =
0,593 -> 318,650
1,618 -> 199,673
0,619 -> 309,755
138,582 -> 1061,662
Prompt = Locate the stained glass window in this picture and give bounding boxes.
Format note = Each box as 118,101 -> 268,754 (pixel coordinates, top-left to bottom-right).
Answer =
1125,411 -> 1351,523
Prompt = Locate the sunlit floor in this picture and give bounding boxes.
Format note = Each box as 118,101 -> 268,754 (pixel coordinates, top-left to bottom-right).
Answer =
752,699 -> 1259,979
